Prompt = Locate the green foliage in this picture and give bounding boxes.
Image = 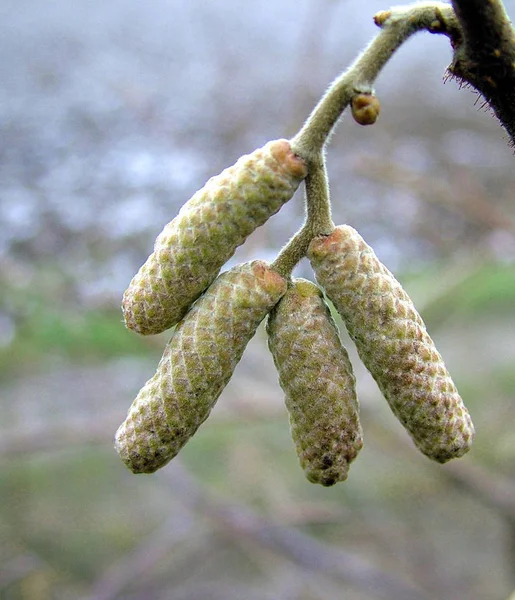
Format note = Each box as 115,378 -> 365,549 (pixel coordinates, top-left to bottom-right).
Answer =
405,262 -> 515,325
0,302 -> 156,381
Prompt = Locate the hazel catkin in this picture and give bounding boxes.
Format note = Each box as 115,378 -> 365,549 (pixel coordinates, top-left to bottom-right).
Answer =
267,279 -> 363,486
122,139 -> 307,335
115,261 -> 287,473
308,225 -> 474,463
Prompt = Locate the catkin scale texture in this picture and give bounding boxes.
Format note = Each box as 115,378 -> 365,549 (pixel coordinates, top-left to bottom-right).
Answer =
267,279 -> 363,486
308,226 -> 474,463
116,261 -> 287,473
122,140 -> 307,335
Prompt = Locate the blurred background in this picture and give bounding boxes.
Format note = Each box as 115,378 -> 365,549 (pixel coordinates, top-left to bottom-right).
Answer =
1,0 -> 515,598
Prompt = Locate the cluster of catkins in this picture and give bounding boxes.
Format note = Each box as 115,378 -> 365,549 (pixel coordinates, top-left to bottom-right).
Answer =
115,138 -> 474,486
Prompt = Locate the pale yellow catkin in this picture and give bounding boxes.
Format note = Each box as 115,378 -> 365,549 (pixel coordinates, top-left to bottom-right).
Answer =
308,225 -> 474,463
267,279 -> 363,486
115,261 -> 287,474
122,140 -> 306,335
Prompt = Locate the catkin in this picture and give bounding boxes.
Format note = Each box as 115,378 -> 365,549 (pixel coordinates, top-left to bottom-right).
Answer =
308,226 -> 474,463
115,261 -> 287,473
267,279 -> 363,486
122,139 -> 307,335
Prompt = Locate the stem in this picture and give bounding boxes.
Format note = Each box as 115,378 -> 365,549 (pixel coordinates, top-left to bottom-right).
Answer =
450,0 -> 515,146
291,2 -> 458,162
274,2 -> 461,278
271,155 -> 334,279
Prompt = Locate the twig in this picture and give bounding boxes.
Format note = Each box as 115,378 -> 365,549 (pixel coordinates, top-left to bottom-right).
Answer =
0,418 -> 121,459
271,154 -> 334,278
450,0 -> 515,145
291,2 -> 459,161
368,413 -> 515,523
353,158 -> 515,236
86,510 -> 200,600
162,464 -> 435,600
439,459 -> 515,522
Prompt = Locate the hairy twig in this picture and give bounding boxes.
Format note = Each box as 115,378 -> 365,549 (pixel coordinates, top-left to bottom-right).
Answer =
276,2 -> 468,276
291,2 -> 459,161
450,0 -> 515,145
271,154 -> 334,278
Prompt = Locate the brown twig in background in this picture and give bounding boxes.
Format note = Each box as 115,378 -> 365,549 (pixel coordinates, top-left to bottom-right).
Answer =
86,511 -> 202,600
0,418 -> 121,459
161,464 -> 435,600
367,413 -> 515,523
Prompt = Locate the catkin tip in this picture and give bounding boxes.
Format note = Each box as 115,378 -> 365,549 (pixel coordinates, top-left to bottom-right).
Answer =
270,139 -> 308,179
251,260 -> 288,295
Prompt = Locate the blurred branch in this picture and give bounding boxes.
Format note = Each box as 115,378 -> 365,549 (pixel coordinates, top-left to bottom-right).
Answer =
0,417 -> 120,459
292,2 -> 460,159
0,553 -> 45,590
450,0 -> 515,145
440,459 -> 515,522
161,464 -> 434,600
354,158 -> 515,237
368,414 -> 515,523
86,511 -> 200,600
160,582 -> 278,600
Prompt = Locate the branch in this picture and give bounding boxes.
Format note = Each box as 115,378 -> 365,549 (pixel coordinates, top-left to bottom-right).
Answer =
271,154 -> 334,278
367,411 -> 515,523
291,2 -> 459,160
440,459 -> 515,523
449,0 -> 515,145
163,465 -> 435,600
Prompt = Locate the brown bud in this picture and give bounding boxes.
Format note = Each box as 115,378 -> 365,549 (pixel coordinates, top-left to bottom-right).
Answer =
267,279 -> 362,486
116,261 -> 287,473
308,226 -> 474,463
351,94 -> 381,126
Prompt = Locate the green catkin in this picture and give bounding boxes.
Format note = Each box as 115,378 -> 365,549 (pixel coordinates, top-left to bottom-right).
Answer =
122,139 -> 307,335
115,261 -> 287,474
267,279 -> 363,486
308,225 -> 474,463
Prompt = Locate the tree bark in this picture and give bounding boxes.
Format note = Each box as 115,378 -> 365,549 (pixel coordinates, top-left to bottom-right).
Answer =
450,0 -> 515,146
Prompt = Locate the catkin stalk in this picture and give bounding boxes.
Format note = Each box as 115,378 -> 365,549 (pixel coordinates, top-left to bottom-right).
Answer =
267,279 -> 363,486
116,261 -> 287,474
308,226 -> 474,463
122,140 -> 307,335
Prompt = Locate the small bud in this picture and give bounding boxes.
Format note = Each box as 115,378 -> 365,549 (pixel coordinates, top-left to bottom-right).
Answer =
351,94 -> 381,126
373,10 -> 391,27
122,140 -> 307,335
116,261 -> 287,473
267,279 -> 362,486
308,226 -> 474,463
